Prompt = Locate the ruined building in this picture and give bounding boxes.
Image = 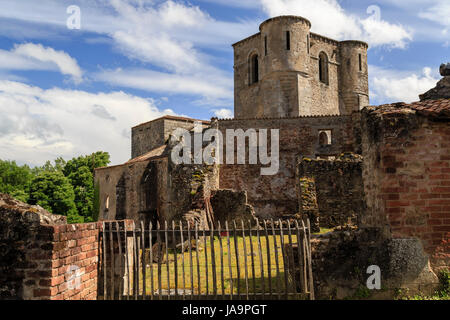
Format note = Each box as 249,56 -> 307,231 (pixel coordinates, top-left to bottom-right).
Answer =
95,15 -> 369,223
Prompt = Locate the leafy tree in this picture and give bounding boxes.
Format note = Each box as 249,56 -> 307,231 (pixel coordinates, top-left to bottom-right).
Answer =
29,171 -> 82,223
40,157 -> 66,173
63,151 -> 110,222
0,160 -> 33,202
2,151 -> 110,223
63,152 -> 110,177
67,166 -> 94,222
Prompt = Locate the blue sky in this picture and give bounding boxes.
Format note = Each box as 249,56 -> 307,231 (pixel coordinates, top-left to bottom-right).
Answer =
0,0 -> 448,166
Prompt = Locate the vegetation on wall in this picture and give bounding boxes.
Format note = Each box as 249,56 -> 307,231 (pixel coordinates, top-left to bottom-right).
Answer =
0,151 -> 110,224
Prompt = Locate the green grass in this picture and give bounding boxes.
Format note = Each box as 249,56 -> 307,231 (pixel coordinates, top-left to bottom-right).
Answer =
131,234 -> 307,297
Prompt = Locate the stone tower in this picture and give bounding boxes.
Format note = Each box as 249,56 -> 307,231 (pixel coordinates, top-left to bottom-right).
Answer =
232,15 -> 369,119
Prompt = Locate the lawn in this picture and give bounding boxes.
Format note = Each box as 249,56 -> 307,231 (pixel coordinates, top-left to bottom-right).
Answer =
130,232 -> 310,298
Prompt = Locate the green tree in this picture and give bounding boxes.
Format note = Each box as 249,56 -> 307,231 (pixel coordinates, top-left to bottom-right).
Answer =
29,171 -> 82,224
63,152 -> 110,177
63,151 -> 110,222
67,166 -> 94,222
0,160 -> 33,202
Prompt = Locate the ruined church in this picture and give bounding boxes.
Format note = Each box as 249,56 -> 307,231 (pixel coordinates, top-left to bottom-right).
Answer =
94,17 -> 450,288
95,15 -> 370,225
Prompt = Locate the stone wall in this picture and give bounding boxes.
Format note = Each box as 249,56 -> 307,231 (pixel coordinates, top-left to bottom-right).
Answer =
298,153 -> 365,229
95,155 -> 219,226
232,16 -> 369,119
131,116 -> 210,159
217,115 -> 358,218
361,101 -> 450,272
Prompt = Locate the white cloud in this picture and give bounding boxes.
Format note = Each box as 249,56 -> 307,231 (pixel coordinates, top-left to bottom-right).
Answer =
0,80 -> 175,166
260,0 -> 413,49
95,68 -> 233,105
0,43 -> 83,83
369,65 -> 440,104
213,108 -> 233,118
419,1 -> 450,28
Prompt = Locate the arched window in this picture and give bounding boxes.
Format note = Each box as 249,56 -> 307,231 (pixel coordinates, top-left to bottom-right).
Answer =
319,130 -> 332,146
249,54 -> 259,85
319,132 -> 328,146
319,52 -> 329,85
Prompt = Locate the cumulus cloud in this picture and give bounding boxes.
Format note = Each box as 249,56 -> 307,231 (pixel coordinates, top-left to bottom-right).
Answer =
260,0 -> 413,49
369,65 -> 440,104
0,80 -> 175,166
0,0 -> 256,105
0,43 -> 83,83
213,108 -> 233,118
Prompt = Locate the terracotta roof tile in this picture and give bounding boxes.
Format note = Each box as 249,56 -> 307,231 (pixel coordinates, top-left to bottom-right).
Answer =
369,98 -> 450,119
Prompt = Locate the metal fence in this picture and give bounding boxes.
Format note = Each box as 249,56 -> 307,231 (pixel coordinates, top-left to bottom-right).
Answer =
99,219 -> 314,300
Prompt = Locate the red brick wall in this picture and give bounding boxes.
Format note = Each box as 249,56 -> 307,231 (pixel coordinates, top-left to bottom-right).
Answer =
362,113 -> 450,271
24,222 -> 102,300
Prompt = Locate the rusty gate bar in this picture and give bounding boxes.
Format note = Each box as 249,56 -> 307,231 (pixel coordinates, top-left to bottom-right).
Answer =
100,219 -> 314,300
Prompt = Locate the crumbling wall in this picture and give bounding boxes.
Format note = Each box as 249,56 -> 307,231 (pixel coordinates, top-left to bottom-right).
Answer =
209,189 -> 255,224
298,153 -> 365,229
0,194 -> 101,300
297,177 -> 320,232
361,103 -> 450,272
218,115 -> 358,219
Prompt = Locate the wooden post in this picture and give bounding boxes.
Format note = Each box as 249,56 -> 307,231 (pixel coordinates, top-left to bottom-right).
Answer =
278,219 -> 288,300
115,222 -> 123,300
294,220 -> 306,294
233,221 -> 241,299
157,221 -> 162,300
263,220 -> 272,299
241,220 -> 249,300
172,221 -> 178,300
180,221 -> 186,300
165,221 -> 170,299
271,219 -> 281,300
248,220 -> 256,297
225,221 -> 233,300
217,221 -> 225,299
256,219 -> 264,298
306,219 -> 315,300
102,222 -> 107,300
149,222 -> 154,300
210,221 -> 217,299
141,221 -> 146,300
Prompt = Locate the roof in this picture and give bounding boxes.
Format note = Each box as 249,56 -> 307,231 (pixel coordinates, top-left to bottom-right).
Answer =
95,145 -> 169,172
367,99 -> 450,120
133,115 -> 210,129
125,145 -> 169,164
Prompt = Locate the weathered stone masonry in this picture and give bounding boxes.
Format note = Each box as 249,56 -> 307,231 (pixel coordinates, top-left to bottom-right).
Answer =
217,115 -> 359,218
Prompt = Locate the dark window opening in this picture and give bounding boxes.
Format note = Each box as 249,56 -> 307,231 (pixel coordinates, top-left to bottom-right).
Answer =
264,36 -> 268,56
319,52 -> 329,85
319,130 -> 332,146
286,31 -> 291,50
307,35 -> 310,54
359,53 -> 362,71
249,54 -> 259,84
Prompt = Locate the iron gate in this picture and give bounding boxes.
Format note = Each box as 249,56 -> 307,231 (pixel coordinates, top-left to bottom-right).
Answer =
99,219 -> 314,300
